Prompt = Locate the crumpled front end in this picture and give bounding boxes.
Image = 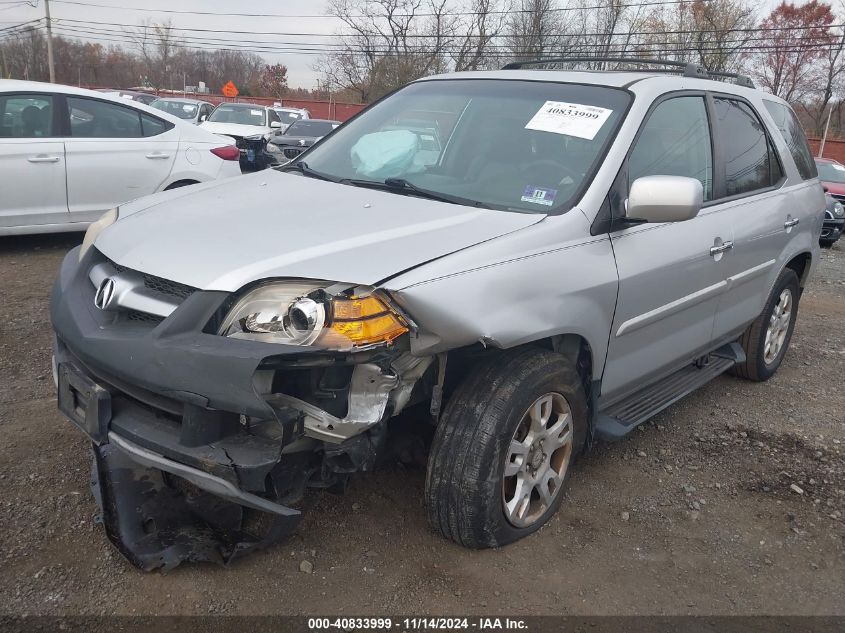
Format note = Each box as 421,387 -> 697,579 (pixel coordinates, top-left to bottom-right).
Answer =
51,246 -> 436,570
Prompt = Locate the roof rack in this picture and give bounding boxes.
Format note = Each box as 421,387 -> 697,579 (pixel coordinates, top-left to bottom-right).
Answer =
500,56 -> 755,88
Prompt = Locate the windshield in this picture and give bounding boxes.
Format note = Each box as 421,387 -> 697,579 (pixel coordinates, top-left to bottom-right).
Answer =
208,105 -> 266,126
297,79 -> 629,213
276,109 -> 304,122
151,100 -> 198,120
286,120 -> 338,137
816,160 -> 845,184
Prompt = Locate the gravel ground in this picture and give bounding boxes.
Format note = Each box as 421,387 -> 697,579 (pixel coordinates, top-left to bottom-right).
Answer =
0,233 -> 842,616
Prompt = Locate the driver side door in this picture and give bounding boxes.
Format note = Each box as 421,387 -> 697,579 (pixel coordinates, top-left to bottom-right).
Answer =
602,94 -> 732,403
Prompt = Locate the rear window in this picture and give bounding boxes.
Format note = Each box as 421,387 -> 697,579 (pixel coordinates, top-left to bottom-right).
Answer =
764,100 -> 817,180
208,105 -> 266,126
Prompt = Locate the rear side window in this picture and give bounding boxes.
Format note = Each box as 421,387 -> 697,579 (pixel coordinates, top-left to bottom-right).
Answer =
141,113 -> 168,137
764,100 -> 817,180
68,97 -> 172,138
713,98 -> 780,197
0,94 -> 53,138
628,96 -> 713,200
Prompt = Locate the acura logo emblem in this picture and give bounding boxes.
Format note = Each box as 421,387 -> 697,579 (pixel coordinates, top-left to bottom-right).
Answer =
94,277 -> 116,310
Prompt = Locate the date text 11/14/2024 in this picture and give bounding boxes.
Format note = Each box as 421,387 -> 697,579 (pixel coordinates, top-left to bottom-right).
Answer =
307,617 -> 529,630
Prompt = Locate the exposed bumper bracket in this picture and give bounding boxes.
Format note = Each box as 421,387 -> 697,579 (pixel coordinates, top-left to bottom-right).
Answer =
92,440 -> 301,572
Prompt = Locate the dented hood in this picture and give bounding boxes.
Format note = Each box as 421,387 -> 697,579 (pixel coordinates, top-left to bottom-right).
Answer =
95,171 -> 545,291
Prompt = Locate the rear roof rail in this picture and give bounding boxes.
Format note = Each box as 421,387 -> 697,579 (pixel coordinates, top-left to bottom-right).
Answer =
501,56 -> 755,88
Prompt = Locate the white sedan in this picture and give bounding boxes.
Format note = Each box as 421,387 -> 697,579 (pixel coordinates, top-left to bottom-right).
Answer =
0,79 -> 242,236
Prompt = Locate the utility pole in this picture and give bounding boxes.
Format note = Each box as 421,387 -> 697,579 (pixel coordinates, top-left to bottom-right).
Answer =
44,0 -> 56,83
819,105 -> 834,158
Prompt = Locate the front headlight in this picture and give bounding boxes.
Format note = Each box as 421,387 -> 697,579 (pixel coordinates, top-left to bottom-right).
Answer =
834,202 -> 844,217
265,142 -> 281,154
218,281 -> 409,351
79,207 -> 118,261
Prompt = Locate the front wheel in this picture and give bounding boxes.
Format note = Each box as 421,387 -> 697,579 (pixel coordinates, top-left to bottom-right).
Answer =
425,348 -> 588,548
733,268 -> 800,382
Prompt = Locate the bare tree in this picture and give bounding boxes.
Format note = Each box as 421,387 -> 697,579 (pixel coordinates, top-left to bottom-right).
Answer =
638,0 -> 756,72
452,0 -> 506,71
130,19 -> 181,89
504,0 -> 571,61
319,0 -> 455,102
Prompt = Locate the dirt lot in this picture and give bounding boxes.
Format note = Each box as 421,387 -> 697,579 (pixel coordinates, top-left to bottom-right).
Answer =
0,233 -> 843,617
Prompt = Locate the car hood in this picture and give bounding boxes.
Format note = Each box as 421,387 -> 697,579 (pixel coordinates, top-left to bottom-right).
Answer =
271,135 -> 318,147
95,171 -> 545,291
198,121 -> 270,137
821,180 -> 845,196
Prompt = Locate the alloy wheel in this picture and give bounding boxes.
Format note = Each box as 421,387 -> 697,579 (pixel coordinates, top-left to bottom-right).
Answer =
502,392 -> 573,528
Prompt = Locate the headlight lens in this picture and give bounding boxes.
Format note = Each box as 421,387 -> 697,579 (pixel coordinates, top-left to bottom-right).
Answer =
265,142 -> 281,154
79,207 -> 118,261
218,281 -> 408,350
834,202 -> 844,217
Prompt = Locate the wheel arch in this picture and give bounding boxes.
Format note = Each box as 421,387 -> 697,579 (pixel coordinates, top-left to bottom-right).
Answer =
784,251 -> 812,287
443,333 -> 596,437
164,179 -> 201,191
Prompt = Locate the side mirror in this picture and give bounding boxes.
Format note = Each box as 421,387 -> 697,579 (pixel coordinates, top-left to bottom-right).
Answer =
270,121 -> 282,129
626,175 -> 703,224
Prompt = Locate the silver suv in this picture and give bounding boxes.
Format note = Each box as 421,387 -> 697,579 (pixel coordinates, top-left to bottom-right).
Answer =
50,59 -> 824,569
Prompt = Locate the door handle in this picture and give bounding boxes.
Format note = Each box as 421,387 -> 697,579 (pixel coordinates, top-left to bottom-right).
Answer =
709,241 -> 734,256
145,152 -> 170,159
784,218 -> 800,229
27,156 -> 60,163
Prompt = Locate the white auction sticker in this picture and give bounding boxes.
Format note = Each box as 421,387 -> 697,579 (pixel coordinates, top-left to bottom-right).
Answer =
525,101 -> 613,140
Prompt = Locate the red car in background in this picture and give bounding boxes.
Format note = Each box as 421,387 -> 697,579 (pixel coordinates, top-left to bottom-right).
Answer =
815,158 -> 845,246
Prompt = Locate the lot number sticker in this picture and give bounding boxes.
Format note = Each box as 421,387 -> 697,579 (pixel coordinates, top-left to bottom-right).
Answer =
525,101 -> 613,140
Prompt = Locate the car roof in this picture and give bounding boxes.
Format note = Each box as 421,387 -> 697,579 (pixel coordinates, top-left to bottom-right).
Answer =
417,69 -> 779,102
292,118 -> 339,124
215,102 -> 269,109
0,79 -> 194,122
153,97 -> 206,104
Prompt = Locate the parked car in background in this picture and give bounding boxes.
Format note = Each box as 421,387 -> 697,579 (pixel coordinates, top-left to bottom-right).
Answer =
272,106 -> 310,132
0,79 -> 241,235
198,103 -> 283,170
51,60 -> 823,569
95,89 -> 158,105
822,193 -> 845,246
814,158 -> 845,246
150,97 -> 215,125
264,118 -> 340,165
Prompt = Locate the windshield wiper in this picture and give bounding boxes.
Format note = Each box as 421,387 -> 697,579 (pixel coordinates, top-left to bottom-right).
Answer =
277,161 -> 338,182
342,177 -> 493,209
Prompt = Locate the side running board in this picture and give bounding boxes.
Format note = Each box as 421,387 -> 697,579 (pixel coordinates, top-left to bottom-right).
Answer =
595,342 -> 745,441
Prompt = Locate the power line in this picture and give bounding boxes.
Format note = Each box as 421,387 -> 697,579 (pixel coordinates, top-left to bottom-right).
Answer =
51,16 -> 845,40
50,22 -> 843,52
48,0 -> 713,19
44,26 -> 842,57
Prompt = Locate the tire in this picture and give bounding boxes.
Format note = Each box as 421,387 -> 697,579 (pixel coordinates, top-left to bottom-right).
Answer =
425,348 -> 588,549
732,268 -> 800,382
819,239 -> 836,248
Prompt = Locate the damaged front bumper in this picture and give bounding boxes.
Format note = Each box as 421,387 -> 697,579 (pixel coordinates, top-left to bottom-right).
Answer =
51,247 -> 430,569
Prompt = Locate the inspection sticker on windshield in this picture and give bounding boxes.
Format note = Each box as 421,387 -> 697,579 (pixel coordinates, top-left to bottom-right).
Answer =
525,101 -> 613,140
521,186 -> 557,206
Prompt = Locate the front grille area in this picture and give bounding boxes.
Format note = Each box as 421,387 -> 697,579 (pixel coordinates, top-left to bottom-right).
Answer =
283,147 -> 303,159
830,193 -> 845,204
111,262 -> 196,302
